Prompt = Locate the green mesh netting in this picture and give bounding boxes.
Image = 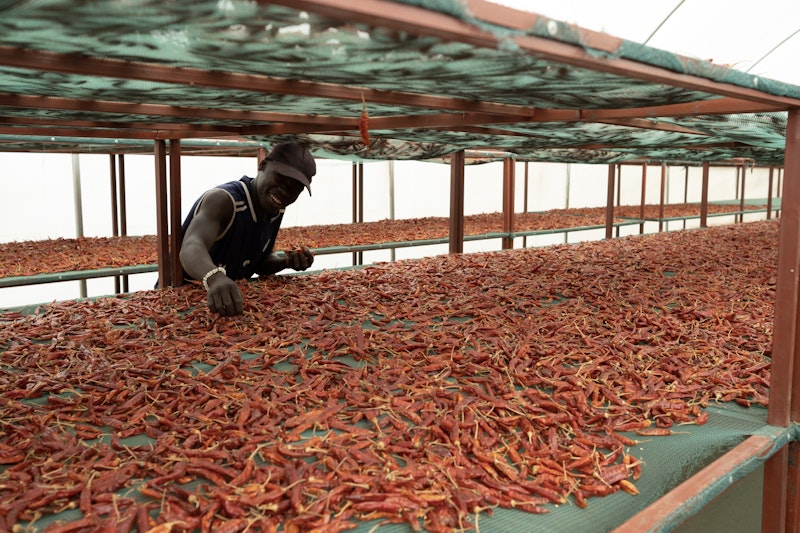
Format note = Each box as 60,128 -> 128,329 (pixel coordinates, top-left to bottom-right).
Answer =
0,0 -> 795,164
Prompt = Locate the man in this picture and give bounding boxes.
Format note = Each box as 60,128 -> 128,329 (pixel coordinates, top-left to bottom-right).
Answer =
179,142 -> 316,316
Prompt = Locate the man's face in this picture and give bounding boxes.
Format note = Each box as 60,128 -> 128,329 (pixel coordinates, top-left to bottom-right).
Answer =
255,161 -> 305,215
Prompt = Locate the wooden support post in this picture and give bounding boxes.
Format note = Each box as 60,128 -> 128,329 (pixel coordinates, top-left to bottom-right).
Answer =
700,162 -> 709,228
449,150 -> 465,254
169,139 -> 183,287
501,156 -> 515,250
605,163 -> 615,239
154,140 -> 170,288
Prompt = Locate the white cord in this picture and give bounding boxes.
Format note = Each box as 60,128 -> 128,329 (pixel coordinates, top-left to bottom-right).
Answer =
202,266 -> 226,290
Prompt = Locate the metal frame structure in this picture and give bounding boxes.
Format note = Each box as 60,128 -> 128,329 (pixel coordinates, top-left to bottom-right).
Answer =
2,1 -> 800,529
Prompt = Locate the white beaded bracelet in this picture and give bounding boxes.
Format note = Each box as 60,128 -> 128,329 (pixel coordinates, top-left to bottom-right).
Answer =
202,266 -> 226,290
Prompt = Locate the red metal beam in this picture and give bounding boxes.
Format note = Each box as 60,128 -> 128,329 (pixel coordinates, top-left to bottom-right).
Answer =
0,93 -> 354,126
583,97 -> 785,119
0,46 -> 539,118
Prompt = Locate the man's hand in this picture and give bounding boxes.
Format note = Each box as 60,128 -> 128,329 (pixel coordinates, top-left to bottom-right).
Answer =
285,246 -> 315,271
206,272 -> 244,316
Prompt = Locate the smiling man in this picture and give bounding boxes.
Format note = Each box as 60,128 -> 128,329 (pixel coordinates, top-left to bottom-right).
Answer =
179,142 -> 316,316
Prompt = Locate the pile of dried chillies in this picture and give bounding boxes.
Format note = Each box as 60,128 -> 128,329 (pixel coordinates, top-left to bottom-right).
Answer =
0,203 -> 763,278
0,236 -> 160,278
0,220 -> 775,532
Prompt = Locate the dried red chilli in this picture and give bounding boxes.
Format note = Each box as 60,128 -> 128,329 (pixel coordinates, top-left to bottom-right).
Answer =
0,203 -> 763,277
0,220 -> 776,531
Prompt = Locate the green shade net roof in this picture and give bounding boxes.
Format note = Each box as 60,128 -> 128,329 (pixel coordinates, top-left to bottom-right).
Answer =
0,0 -> 796,165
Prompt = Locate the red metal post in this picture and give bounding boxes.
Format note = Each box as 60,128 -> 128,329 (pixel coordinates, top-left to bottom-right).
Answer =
769,108 -> 800,428
700,162 -> 709,227
168,139 -> 183,287
118,154 -> 129,292
738,164 -> 746,223
522,161 -> 529,248
154,140 -> 170,288
615,164 -> 621,238
358,163 -> 364,224
763,445 -> 789,532
658,163 -> 666,232
118,154 -> 127,237
787,441 -> 800,533
768,167 -> 774,220
357,163 -> 364,264
352,163 -> 359,266
449,150 -> 465,254
605,163 -> 615,239
683,166 -> 689,230
639,163 -> 646,234
762,108 -> 800,533
109,154 -> 121,294
501,157 -> 515,250
109,154 -> 119,238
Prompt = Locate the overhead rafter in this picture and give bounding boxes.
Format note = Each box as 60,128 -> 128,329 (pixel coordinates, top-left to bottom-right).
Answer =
267,0 -> 800,110
0,47 -> 539,118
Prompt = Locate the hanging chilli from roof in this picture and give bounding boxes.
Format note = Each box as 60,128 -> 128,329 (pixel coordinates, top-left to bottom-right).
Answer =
359,90 -> 371,146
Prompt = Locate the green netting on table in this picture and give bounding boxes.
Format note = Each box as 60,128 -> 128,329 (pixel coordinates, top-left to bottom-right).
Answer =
356,404 -> 789,533
0,221 -> 780,531
6,400 -> 790,532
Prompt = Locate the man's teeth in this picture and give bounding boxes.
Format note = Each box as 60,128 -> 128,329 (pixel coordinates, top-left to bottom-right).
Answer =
270,193 -> 282,205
